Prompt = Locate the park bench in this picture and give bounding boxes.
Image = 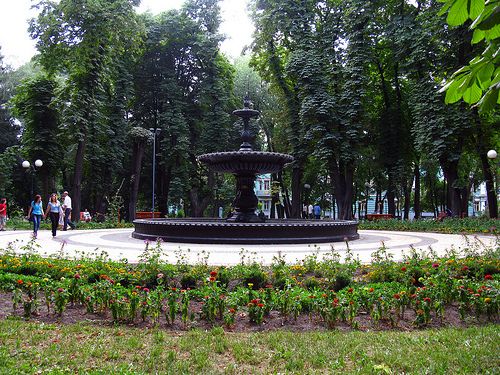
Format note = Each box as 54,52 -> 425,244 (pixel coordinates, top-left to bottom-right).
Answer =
366,213 -> 394,221
135,211 -> 162,219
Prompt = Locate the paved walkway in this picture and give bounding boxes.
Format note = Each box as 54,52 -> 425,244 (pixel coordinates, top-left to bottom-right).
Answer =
0,228 -> 496,265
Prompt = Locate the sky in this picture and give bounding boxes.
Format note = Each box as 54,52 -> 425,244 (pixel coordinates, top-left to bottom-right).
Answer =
0,0 -> 254,68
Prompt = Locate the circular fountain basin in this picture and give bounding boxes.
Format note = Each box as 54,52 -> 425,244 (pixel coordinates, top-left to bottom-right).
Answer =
132,218 -> 359,244
198,151 -> 294,174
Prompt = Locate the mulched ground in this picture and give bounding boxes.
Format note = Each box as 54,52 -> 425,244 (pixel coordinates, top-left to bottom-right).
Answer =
1,292 -> 497,332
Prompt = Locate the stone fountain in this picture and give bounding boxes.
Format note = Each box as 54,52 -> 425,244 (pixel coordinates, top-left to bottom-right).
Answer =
132,97 -> 358,244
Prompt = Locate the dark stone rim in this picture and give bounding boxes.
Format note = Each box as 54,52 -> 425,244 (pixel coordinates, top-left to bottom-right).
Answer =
134,218 -> 358,227
132,218 -> 359,244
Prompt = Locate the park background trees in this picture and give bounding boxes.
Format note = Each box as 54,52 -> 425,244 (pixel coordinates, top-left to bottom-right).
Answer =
0,0 -> 497,221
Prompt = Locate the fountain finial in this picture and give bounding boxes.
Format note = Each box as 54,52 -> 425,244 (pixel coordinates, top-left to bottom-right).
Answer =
232,95 -> 260,152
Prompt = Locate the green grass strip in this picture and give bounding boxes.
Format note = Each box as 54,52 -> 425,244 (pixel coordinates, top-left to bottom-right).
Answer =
0,318 -> 498,374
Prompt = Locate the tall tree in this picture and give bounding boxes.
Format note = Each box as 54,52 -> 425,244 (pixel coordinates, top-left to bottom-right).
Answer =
29,0 -> 144,221
11,75 -> 62,201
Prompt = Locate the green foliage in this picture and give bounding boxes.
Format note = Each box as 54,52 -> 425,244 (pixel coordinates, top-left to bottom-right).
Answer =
438,0 -> 500,112
359,217 -> 498,234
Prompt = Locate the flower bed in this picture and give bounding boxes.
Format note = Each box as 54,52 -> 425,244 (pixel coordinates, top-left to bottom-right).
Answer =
0,241 -> 498,331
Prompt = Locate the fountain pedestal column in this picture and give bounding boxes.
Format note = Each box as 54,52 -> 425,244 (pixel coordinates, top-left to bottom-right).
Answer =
227,172 -> 263,222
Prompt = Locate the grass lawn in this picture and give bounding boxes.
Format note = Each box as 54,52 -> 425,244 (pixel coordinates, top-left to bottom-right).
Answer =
0,318 -> 498,374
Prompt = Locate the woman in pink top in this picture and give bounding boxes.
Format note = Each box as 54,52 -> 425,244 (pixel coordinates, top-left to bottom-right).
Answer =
0,198 -> 6,231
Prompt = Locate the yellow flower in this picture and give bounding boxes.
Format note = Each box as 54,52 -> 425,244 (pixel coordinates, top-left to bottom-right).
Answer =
484,298 -> 492,304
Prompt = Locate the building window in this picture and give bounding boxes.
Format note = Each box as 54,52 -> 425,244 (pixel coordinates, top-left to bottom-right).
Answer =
264,180 -> 270,190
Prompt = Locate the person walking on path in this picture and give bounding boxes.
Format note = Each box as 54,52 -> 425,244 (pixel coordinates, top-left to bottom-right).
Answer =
62,191 -> 76,231
27,194 -> 43,238
313,204 -> 321,219
44,193 -> 61,237
0,198 -> 7,231
308,204 -> 313,219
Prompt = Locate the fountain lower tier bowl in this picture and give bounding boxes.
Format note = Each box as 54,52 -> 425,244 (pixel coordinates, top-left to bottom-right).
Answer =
197,151 -> 294,174
132,218 -> 359,244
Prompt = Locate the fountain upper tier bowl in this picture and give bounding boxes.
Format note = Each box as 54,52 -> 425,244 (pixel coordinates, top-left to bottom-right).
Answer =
197,151 -> 294,174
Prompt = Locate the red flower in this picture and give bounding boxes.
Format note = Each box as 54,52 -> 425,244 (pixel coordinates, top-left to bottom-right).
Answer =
333,298 -> 339,306
349,300 -> 354,305
57,288 -> 64,293
484,274 -> 493,280
257,303 -> 264,308
265,284 -> 273,289
210,271 -> 218,277
423,297 -> 431,303
347,288 -> 353,293
369,288 -> 374,293
393,293 -> 401,300
401,267 -> 407,272
462,266 -> 469,271
251,299 -> 260,304
16,279 -> 23,285
432,263 -> 439,268
209,277 -> 216,282
74,273 -> 81,279
135,285 -> 142,290
308,295 -> 316,299
143,287 -> 150,293
321,293 -> 327,298
229,308 -> 236,314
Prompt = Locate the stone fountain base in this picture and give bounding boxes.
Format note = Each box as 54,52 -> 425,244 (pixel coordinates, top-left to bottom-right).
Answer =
132,218 -> 359,244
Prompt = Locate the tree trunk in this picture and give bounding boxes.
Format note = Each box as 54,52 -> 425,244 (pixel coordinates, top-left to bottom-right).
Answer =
128,140 -> 146,221
403,183 -> 411,220
72,138 -> 86,222
472,113 -> 498,218
413,163 -> 421,219
441,160 -> 462,216
189,170 -> 214,217
331,160 -> 354,220
479,152 -> 498,218
290,164 -> 303,218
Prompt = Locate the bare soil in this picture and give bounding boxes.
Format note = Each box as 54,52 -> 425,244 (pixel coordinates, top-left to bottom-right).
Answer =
0,292 -> 497,332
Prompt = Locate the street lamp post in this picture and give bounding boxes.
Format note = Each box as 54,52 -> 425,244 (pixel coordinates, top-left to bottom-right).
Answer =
487,149 -> 499,218
22,159 -> 43,198
150,128 -> 160,219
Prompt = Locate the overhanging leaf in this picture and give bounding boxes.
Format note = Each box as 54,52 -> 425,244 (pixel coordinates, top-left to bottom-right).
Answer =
469,0 -> 485,20
447,0 -> 469,26
463,82 -> 482,103
472,28 -> 485,43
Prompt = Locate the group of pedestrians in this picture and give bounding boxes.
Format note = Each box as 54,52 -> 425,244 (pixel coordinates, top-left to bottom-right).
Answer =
303,203 -> 322,219
27,191 -> 75,239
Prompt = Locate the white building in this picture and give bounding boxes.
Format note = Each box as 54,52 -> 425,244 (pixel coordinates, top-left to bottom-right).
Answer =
255,174 -> 272,218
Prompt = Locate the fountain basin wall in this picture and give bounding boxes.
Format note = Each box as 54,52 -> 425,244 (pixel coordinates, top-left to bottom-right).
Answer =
132,218 -> 359,244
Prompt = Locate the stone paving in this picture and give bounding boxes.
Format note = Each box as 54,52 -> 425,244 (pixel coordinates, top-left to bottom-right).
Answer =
0,228 -> 496,265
